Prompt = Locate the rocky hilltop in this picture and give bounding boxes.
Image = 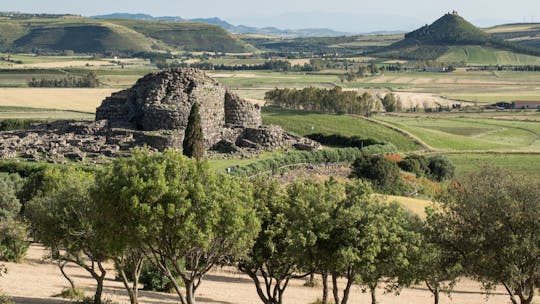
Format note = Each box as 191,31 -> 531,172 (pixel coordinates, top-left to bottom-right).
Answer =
0,69 -> 319,163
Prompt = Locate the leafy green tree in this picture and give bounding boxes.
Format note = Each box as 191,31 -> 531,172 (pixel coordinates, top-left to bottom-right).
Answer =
326,180 -> 378,304
382,93 -> 402,112
0,173 -> 28,264
411,218 -> 463,304
183,102 -> 205,160
238,178 -> 294,304
286,178 -> 343,304
353,202 -> 423,304
428,155 -> 455,181
0,173 -> 23,219
26,168 -> 108,304
95,149 -> 259,304
427,166 -> 540,304
239,178 -> 341,304
398,154 -> 430,177
351,155 -> 405,194
0,218 -> 28,263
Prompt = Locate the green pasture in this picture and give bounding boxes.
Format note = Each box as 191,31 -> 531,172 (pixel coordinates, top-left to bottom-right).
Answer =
376,115 -> 540,151
262,107 -> 420,151
438,46 -> 540,65
446,153 -> 540,179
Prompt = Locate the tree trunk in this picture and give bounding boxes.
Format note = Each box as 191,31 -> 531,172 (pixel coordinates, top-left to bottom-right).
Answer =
58,261 -> 76,291
341,276 -> 353,304
332,272 -> 340,304
94,276 -> 104,304
118,265 -> 139,304
370,285 -> 377,304
185,279 -> 196,304
516,282 -> 535,304
502,282 -> 519,304
322,273 -> 328,304
426,281 -> 439,304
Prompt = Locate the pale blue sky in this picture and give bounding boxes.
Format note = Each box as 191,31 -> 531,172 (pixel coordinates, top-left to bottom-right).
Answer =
1,0 -> 539,31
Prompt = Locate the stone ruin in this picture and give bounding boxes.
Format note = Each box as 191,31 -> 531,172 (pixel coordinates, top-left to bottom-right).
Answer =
0,68 -> 320,163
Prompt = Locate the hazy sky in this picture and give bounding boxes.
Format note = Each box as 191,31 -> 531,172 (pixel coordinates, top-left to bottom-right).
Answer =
2,0 -> 539,31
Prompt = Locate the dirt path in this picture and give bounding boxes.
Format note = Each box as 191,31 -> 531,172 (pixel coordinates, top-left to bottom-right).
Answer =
0,244 -> 517,304
352,115 -> 435,152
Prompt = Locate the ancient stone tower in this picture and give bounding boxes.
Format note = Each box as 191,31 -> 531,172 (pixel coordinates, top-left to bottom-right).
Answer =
96,68 -> 262,148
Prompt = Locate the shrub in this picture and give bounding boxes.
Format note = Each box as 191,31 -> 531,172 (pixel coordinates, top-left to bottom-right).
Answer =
55,287 -> 85,300
359,143 -> 398,155
0,219 -> 29,263
306,133 -> 381,149
0,119 -> 39,131
428,155 -> 455,181
138,262 -> 182,293
0,173 -> 23,219
351,154 -> 406,194
0,294 -> 13,304
398,154 -> 430,177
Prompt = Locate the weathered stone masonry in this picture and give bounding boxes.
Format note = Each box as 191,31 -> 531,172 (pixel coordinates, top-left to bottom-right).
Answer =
0,68 -> 319,162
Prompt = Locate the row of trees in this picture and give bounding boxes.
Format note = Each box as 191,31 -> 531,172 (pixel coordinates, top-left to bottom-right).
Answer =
265,87 -> 383,116
1,149 -> 538,304
27,71 -> 99,88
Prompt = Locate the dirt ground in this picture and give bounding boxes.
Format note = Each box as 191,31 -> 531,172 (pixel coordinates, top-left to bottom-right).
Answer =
0,244 -> 519,304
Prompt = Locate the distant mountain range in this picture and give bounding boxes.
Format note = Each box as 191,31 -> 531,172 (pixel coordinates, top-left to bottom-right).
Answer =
90,13 -> 358,37
0,14 -> 255,54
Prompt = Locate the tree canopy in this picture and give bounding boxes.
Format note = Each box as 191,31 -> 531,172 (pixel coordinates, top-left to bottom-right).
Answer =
427,166 -> 540,304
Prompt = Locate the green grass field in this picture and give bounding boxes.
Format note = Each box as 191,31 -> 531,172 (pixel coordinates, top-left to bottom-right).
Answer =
262,108 -> 420,151
438,46 -> 540,65
445,153 -> 540,179
376,115 -> 540,151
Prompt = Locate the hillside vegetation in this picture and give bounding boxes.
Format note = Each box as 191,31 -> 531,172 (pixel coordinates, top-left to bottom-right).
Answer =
0,15 -> 255,54
438,46 -> 540,65
486,23 -> 540,48
372,13 -> 540,62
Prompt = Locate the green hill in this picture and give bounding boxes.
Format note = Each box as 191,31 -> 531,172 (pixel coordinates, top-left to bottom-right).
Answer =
0,15 -> 255,54
108,19 -> 256,53
371,12 -> 540,63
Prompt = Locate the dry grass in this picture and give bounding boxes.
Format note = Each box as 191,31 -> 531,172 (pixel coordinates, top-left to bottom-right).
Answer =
0,88 -> 116,113
380,194 -> 433,218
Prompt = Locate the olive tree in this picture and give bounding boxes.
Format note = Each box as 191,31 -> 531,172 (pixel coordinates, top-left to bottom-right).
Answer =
354,202 -> 423,304
413,221 -> 463,304
428,166 -> 540,304
325,180 -> 379,304
26,168 -> 109,304
95,149 -> 259,304
239,178 -> 341,304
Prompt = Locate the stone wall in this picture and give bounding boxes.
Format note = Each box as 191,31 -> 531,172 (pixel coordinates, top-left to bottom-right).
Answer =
224,91 -> 262,127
